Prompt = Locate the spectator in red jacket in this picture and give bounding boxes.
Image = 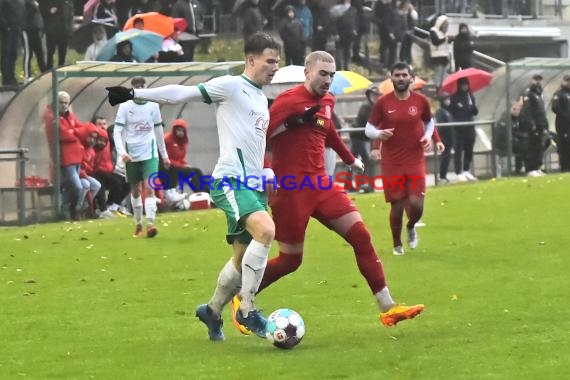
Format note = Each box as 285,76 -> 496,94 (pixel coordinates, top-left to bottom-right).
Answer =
76,122 -> 102,218
44,90 -> 85,220
162,119 -> 205,193
92,116 -> 130,216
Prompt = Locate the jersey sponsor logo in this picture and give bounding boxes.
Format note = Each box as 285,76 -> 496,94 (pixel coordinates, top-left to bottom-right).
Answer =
255,116 -> 269,135
134,121 -> 153,132
408,106 -> 418,116
324,105 -> 332,119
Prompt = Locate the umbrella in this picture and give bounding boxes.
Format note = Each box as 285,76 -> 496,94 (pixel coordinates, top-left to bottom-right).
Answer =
69,21 -> 119,53
123,12 -> 174,38
329,71 -> 372,95
441,68 -> 493,94
83,0 -> 99,23
96,29 -> 164,62
378,76 -> 426,94
271,65 -> 306,84
269,65 -> 371,95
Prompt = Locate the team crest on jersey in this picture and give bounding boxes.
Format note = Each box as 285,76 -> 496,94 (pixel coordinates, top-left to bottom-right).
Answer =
324,105 -> 332,119
408,106 -> 418,116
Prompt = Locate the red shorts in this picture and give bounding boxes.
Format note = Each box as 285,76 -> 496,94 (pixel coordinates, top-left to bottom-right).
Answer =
380,163 -> 426,203
270,184 -> 358,244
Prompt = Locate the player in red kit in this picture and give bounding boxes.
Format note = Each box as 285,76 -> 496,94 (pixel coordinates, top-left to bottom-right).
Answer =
365,62 -> 436,255
231,52 -> 424,330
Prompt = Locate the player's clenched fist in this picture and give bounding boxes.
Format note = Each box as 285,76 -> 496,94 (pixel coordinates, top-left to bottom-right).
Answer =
284,105 -> 322,128
106,86 -> 134,106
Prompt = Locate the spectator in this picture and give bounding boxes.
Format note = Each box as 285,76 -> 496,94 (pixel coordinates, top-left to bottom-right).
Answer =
429,14 -> 451,89
162,119 -> 205,193
40,0 -> 74,69
159,27 -> 185,62
349,84 -> 381,192
239,0 -> 265,41
92,116 -> 131,216
450,77 -> 478,181
378,0 -> 402,70
309,0 -> 332,52
398,0 -> 418,65
372,0 -> 390,69
434,92 -> 455,182
0,0 -> 25,85
76,123 -> 104,218
551,74 -> 570,172
110,40 -> 137,62
330,0 -> 358,71
294,0 -> 313,54
497,101 -> 530,175
453,23 -> 474,70
279,6 -> 305,66
23,0 -> 47,82
172,0 -> 203,61
92,0 -> 118,27
84,24 -> 108,61
521,74 -> 548,176
44,91 -> 86,220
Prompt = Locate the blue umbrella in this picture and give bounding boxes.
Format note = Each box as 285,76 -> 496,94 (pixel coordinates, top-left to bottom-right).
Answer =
96,29 -> 164,62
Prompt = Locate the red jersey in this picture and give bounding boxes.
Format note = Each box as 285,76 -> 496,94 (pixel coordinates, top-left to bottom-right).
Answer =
368,91 -> 432,166
268,85 -> 355,179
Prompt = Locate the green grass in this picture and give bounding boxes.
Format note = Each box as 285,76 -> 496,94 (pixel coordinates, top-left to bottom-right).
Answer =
1,176 -> 569,379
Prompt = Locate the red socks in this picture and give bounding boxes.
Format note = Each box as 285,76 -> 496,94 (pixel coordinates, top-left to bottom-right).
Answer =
344,221 -> 387,294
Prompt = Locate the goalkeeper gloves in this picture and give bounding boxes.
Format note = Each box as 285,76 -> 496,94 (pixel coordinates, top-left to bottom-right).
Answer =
284,105 -> 322,128
105,86 -> 134,106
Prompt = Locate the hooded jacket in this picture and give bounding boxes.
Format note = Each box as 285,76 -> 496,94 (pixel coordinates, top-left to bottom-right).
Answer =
93,127 -> 114,174
76,122 -> 99,178
165,119 -> 189,168
453,23 -> 474,70
430,15 -> 450,61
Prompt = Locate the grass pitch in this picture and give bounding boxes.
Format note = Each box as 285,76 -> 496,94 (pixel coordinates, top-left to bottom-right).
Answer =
1,175 -> 569,379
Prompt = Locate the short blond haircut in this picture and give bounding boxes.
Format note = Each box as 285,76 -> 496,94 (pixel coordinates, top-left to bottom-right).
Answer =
304,51 -> 335,69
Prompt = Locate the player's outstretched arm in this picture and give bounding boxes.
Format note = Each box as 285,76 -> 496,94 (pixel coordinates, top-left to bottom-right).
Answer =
105,85 -> 203,106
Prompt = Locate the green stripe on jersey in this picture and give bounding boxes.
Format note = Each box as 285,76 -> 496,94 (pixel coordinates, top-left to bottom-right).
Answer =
240,74 -> 262,89
197,84 -> 212,104
236,148 -> 246,177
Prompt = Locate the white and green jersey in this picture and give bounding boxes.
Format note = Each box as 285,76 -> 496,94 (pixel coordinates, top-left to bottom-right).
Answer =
198,75 -> 269,189
114,100 -> 164,162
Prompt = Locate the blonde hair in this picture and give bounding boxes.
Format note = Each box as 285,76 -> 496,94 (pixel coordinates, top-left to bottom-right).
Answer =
304,51 -> 335,69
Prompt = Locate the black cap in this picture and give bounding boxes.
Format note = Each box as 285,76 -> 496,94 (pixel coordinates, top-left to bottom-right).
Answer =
532,74 -> 543,81
131,76 -> 146,87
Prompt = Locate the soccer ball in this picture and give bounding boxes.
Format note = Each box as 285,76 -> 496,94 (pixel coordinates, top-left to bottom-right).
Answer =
265,308 -> 305,349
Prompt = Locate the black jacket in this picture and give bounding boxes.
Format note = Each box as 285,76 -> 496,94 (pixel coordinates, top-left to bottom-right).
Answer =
0,0 -> 25,32
522,85 -> 548,131
551,87 -> 570,136
453,25 -> 474,70
450,90 -> 478,122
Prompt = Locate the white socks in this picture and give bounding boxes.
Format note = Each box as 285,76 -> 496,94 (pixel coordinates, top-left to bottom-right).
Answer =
144,196 -> 157,225
239,240 -> 270,315
208,259 -> 242,317
131,195 -> 143,224
375,286 -> 395,312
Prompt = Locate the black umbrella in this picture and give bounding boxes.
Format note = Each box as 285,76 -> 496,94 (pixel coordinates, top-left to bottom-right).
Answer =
69,21 -> 119,54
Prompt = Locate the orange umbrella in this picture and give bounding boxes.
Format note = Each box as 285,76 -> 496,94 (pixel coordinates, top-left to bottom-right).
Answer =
123,12 -> 174,38
378,76 -> 427,94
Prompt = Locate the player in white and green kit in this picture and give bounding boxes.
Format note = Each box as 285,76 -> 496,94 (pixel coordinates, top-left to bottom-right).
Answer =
106,32 -> 281,340
113,77 -> 170,238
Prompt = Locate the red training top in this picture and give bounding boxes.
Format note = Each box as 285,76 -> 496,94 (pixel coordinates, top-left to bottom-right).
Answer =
368,91 -> 432,166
